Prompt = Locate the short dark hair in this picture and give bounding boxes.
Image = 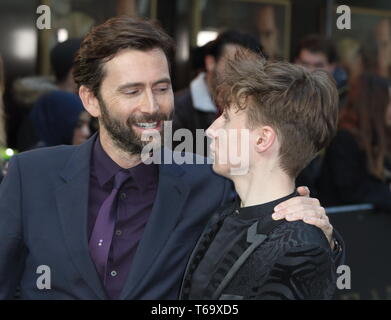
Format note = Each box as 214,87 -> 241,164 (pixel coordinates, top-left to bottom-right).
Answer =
73,16 -> 175,97
295,34 -> 337,64
50,38 -> 82,83
206,30 -> 264,61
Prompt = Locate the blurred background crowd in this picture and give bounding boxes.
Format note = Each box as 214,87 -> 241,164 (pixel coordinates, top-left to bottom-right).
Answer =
0,0 -> 391,299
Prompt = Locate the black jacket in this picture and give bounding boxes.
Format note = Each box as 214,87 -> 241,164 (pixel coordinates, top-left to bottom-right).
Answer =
173,88 -> 217,134
180,194 -> 344,300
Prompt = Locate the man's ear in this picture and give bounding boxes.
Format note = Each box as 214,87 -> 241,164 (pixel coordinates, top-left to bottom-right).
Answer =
204,54 -> 217,73
79,85 -> 101,118
254,126 -> 277,153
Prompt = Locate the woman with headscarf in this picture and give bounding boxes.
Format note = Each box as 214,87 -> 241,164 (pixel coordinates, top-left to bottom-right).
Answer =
30,90 -> 91,148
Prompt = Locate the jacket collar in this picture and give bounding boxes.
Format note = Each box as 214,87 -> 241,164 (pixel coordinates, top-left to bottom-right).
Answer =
234,191 -> 298,220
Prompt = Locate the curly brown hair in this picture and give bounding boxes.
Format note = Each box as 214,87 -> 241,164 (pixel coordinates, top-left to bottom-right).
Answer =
73,16 -> 175,97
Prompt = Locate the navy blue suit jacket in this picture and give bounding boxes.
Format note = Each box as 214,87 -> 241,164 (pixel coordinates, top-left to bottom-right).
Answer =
0,134 -> 234,299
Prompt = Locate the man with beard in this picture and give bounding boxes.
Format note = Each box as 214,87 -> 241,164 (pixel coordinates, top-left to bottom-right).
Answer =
0,17 -> 343,300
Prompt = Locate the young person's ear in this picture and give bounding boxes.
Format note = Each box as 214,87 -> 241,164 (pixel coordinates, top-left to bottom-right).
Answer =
79,85 -> 101,118
254,126 -> 277,153
204,55 -> 217,73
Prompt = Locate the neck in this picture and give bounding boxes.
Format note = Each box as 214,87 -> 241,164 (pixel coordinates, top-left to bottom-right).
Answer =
232,165 -> 295,208
99,129 -> 142,169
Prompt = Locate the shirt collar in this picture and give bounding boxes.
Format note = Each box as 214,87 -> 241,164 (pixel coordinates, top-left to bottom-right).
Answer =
190,72 -> 218,113
92,136 -> 158,191
234,191 -> 298,220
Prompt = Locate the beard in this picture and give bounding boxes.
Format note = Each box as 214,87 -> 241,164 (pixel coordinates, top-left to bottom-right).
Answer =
97,95 -> 172,155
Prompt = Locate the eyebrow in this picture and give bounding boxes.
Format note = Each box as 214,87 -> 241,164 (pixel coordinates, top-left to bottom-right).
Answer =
117,78 -> 171,92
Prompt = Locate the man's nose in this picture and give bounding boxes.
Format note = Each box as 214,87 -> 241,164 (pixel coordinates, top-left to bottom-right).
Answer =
141,88 -> 159,113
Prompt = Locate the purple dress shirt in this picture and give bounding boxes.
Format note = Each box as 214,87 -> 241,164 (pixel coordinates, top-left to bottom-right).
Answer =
88,137 -> 158,299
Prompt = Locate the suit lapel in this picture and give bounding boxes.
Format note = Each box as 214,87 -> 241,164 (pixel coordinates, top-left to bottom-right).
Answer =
55,133 -> 107,299
119,157 -> 191,299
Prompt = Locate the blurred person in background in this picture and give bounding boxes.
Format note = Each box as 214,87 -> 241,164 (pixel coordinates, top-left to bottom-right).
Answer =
294,35 -> 346,196
317,73 -> 391,212
0,55 -> 7,182
254,5 -> 281,59
338,35 -> 390,85
15,39 -> 82,152
294,34 -> 347,102
359,35 -> 391,82
189,44 -> 209,79
30,90 -> 91,148
173,30 -> 263,155
0,56 -> 6,148
374,18 -> 391,79
50,38 -> 82,93
336,38 -> 362,85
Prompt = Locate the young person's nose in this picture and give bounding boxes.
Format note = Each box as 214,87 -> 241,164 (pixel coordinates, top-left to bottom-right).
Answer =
206,117 -> 223,139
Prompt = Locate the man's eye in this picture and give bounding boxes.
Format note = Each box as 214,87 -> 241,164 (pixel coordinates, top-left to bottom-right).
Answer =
155,86 -> 169,93
125,90 -> 139,95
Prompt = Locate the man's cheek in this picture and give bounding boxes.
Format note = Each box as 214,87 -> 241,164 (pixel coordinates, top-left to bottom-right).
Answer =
160,97 -> 174,114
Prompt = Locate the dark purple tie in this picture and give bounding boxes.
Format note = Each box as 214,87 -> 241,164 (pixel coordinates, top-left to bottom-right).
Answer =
89,169 -> 132,284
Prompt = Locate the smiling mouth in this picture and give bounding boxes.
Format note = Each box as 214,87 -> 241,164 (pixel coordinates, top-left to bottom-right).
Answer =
134,121 -> 161,129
